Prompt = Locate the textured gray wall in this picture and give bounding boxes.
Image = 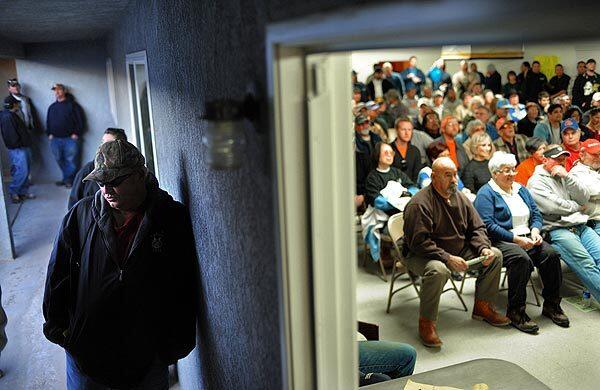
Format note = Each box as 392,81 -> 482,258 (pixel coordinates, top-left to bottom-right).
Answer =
108,1 -> 278,389
107,1 -> 373,388
15,40 -> 114,181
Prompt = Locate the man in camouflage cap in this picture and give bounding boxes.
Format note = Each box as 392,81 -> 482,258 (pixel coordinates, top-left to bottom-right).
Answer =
43,140 -> 199,388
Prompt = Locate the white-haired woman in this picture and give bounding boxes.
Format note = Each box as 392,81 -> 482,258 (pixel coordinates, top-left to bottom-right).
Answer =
461,132 -> 493,193
473,151 -> 568,334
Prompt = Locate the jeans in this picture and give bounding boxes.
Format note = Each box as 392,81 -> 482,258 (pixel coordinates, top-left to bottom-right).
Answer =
8,147 -> 31,196
358,340 -> 416,379
0,284 -> 7,360
495,240 -> 562,311
50,137 -> 79,184
66,353 -> 168,390
550,225 -> 600,301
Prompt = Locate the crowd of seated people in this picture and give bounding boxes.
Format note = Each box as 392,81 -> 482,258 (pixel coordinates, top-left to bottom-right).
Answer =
354,55 -> 600,355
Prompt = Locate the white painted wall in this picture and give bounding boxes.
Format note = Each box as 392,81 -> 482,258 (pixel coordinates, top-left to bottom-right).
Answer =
352,40 -> 600,88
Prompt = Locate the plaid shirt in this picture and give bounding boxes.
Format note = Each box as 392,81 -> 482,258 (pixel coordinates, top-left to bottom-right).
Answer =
493,134 -> 530,164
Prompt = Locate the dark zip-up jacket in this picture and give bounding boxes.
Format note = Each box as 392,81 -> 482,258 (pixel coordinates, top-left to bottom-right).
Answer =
0,109 -> 32,149
43,175 -> 198,388
67,160 -> 97,209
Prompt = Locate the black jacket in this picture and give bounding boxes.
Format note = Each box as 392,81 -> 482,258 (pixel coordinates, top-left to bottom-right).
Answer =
68,161 -> 97,209
0,109 -> 31,149
390,141 -> 422,183
43,176 -> 198,388
523,71 -> 548,103
366,79 -> 394,101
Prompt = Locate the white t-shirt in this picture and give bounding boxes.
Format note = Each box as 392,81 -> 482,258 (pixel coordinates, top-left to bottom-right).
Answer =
489,180 -> 530,236
373,79 -> 383,99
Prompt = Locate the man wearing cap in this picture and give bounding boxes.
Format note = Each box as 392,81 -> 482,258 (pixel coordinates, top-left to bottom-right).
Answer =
534,103 -> 563,145
365,101 -> 388,142
493,119 -> 529,165
489,98 -> 508,125
572,58 -> 600,109
7,78 -> 34,131
43,140 -> 198,388
431,91 -> 449,119
528,143 -> 600,302
367,65 -> 394,102
569,139 -> 600,236
46,83 -> 84,188
68,128 -> 128,209
560,118 -> 583,171
355,115 -> 381,155
0,96 -> 34,203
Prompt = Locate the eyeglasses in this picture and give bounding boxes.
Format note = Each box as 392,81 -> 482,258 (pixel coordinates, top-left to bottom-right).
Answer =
496,168 -> 516,174
97,173 -> 132,188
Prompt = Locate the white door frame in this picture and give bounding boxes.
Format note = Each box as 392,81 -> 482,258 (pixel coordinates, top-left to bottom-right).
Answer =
266,2 -> 600,389
125,50 -> 160,182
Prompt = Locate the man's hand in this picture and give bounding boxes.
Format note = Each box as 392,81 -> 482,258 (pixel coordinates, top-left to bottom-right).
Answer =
447,255 -> 468,272
48,134 -> 54,140
70,134 -> 79,140
514,235 -> 535,250
550,165 -> 568,178
354,195 -> 364,208
531,228 -> 543,246
480,248 -> 496,266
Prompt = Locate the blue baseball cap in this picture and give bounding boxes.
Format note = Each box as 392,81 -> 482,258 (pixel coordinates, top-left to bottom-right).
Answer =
496,98 -> 511,109
560,118 -> 580,133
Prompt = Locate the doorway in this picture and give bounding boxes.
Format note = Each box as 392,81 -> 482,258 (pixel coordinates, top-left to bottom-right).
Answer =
126,51 -> 158,179
268,3 -> 600,390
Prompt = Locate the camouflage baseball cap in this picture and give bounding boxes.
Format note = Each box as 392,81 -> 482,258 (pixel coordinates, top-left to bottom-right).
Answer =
83,140 -> 145,183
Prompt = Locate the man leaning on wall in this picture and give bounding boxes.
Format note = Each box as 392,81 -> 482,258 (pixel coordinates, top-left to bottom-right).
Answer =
46,83 -> 83,188
43,140 -> 199,389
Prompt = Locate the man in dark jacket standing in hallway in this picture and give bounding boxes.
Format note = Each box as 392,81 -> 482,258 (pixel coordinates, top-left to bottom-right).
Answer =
0,95 -> 34,203
67,128 -> 127,209
43,140 -> 199,389
46,83 -> 84,188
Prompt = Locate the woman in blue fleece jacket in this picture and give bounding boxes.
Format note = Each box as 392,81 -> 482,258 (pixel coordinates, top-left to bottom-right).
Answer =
474,151 -> 568,334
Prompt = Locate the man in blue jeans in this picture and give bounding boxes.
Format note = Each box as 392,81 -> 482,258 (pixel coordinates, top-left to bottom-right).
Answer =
528,144 -> 600,301
46,83 -> 83,188
358,336 -> 416,386
0,95 -> 34,203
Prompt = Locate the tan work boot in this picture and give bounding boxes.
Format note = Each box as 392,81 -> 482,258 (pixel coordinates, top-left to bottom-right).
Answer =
472,299 -> 510,326
419,316 -> 443,347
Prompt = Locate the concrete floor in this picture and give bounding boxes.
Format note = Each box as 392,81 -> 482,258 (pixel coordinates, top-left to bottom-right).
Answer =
0,182 -> 69,389
0,182 -> 181,389
357,261 -> 600,390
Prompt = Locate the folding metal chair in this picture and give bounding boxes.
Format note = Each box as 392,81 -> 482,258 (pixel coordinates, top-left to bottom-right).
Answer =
386,213 -> 468,313
501,268 -> 541,307
459,265 -> 541,307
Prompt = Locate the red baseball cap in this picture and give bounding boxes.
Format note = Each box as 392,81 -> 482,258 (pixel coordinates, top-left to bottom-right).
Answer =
581,139 -> 600,154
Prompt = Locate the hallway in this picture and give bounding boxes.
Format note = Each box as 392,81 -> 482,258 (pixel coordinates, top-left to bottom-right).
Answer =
0,182 -> 69,388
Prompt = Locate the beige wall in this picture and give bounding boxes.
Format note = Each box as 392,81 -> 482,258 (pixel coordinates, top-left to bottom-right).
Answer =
352,40 -> 600,89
